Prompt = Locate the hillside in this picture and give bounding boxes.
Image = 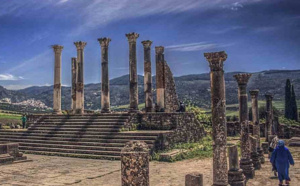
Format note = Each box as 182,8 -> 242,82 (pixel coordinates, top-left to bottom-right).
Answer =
0,70 -> 299,111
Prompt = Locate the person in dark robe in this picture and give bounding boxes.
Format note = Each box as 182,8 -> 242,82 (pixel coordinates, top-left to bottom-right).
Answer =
270,140 -> 294,186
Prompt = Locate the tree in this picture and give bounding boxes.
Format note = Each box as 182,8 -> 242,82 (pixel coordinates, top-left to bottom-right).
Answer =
285,79 -> 292,119
291,85 -> 299,121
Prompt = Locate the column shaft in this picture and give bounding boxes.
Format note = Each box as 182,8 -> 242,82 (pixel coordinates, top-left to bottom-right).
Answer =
142,40 -> 153,112
265,94 -> 273,142
156,46 -> 165,111
71,57 -> 77,114
52,45 -> 63,114
204,51 -> 228,186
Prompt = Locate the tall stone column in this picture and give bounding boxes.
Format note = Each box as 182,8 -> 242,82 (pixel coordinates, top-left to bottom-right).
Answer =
265,93 -> 273,142
98,37 -> 111,113
156,46 -> 165,112
142,40 -> 153,112
71,57 -> 77,114
234,73 -> 254,179
52,45 -> 63,114
250,136 -> 261,170
249,90 -> 264,164
125,33 -> 139,112
74,41 -> 87,114
204,51 -> 228,186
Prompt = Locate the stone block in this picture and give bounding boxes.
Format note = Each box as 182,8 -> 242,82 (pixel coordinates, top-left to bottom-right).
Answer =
185,172 -> 203,186
261,142 -> 269,154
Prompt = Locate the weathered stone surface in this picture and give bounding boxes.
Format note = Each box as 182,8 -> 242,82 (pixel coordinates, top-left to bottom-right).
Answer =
142,40 -> 153,112
289,137 -> 300,146
250,136 -> 261,170
227,122 -> 241,136
155,46 -> 165,111
0,143 -> 27,165
185,172 -> 203,186
121,141 -> 149,186
52,45 -> 63,114
228,145 -> 245,186
98,38 -> 111,113
74,41 -> 87,114
71,57 -> 77,114
265,93 -> 273,142
204,51 -> 228,186
234,73 -> 254,179
164,62 -> 179,112
126,33 -> 139,112
261,142 -> 269,154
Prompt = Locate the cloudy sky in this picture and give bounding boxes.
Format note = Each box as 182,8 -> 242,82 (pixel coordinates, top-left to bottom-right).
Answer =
0,0 -> 299,89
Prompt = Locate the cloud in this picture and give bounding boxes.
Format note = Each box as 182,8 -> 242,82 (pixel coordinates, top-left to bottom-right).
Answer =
210,26 -> 245,34
28,32 -> 50,45
0,74 -> 24,81
57,0 -> 70,4
165,42 -> 235,52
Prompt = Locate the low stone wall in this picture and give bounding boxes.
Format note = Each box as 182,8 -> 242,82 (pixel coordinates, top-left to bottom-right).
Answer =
128,112 -> 206,150
278,124 -> 300,138
227,122 -> 265,137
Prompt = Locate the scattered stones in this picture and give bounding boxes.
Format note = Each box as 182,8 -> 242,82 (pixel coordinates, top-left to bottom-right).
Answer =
185,172 -> 203,186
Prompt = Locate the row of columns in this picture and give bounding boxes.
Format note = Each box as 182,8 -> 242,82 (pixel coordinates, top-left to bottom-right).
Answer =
52,32 -> 167,114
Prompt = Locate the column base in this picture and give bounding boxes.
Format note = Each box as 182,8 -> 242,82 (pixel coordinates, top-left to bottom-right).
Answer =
101,109 -> 111,113
75,109 -> 84,115
251,152 -> 261,170
145,107 -> 153,113
257,149 -> 265,164
53,110 -> 62,115
240,158 -> 255,179
228,169 -> 245,186
128,108 -> 139,113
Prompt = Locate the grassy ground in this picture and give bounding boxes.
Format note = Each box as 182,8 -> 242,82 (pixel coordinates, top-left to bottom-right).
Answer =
0,111 -> 22,126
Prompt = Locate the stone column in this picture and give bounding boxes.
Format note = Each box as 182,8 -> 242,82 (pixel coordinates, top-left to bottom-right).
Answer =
121,141 -> 149,186
71,57 -> 77,114
265,93 -> 273,142
204,51 -> 228,186
156,46 -> 165,112
126,33 -> 139,112
228,145 -> 245,186
249,90 -> 264,164
234,73 -> 254,179
74,41 -> 87,114
52,45 -> 63,114
142,40 -> 153,112
98,37 -> 111,113
250,136 -> 261,170
185,173 -> 203,186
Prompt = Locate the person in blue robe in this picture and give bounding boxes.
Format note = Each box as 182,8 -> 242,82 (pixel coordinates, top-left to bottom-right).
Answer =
270,140 -> 295,185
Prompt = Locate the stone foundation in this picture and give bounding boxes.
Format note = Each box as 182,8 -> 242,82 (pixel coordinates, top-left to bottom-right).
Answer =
0,143 -> 27,165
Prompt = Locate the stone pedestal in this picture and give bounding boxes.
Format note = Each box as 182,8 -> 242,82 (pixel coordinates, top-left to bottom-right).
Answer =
204,51 -> 228,186
126,33 -> 139,112
228,145 -> 245,186
258,149 -> 265,164
250,136 -> 261,170
261,142 -> 269,154
265,94 -> 273,142
185,173 -> 203,186
98,38 -> 111,113
156,46 -> 165,112
52,45 -> 63,114
74,41 -> 87,114
234,73 -> 255,179
142,40 -> 153,112
71,57 -> 77,114
121,141 -> 149,186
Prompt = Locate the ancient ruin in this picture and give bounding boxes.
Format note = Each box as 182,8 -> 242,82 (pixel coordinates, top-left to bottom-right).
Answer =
185,173 -> 204,186
142,40 -> 153,112
204,51 -> 228,186
250,136 -> 261,170
0,143 -> 28,165
71,57 -> 77,113
265,93 -> 274,142
52,45 -> 63,114
234,73 -> 255,179
228,145 -> 245,186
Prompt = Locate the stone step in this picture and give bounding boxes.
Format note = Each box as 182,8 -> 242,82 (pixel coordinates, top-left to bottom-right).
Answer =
28,122 -> 126,125
19,146 -> 121,156
20,143 -> 123,151
0,136 -> 156,144
28,125 -> 124,129
0,133 -> 158,140
38,114 -> 130,118
29,127 -> 124,132
31,119 -> 129,123
21,150 -> 121,160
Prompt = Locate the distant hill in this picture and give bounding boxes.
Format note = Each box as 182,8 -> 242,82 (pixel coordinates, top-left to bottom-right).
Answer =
0,70 -> 299,111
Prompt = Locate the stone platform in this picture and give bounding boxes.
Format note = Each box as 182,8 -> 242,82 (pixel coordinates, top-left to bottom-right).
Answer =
0,143 -> 28,165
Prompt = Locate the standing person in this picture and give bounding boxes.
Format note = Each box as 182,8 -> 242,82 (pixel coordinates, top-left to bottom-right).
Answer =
270,140 -> 295,186
21,114 -> 27,129
269,135 -> 279,176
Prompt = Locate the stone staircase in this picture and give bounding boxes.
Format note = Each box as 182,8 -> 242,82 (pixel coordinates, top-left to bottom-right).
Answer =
0,114 -> 163,160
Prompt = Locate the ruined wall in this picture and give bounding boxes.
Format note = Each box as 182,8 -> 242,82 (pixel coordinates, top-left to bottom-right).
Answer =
164,62 -> 179,112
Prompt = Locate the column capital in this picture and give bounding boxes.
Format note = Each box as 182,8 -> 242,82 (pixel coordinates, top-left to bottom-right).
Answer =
265,93 -> 273,100
204,51 -> 227,71
74,41 -> 87,50
234,73 -> 252,86
249,89 -> 259,98
98,37 -> 111,47
141,40 -> 153,48
125,32 -> 139,43
52,45 -> 64,53
155,46 -> 164,54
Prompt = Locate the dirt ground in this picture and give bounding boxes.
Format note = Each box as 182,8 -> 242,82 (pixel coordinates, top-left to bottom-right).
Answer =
0,147 -> 299,186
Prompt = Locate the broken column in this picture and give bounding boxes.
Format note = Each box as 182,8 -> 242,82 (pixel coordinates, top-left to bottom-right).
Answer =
234,73 -> 255,179
142,40 -> 153,112
249,90 -> 264,164
265,93 -> 273,142
74,41 -> 87,114
126,32 -> 139,112
185,173 -> 203,186
98,37 -> 111,113
121,141 -> 149,186
228,145 -> 245,186
156,46 -> 165,112
52,45 -> 63,114
71,57 -> 77,114
250,136 -> 261,170
204,51 -> 228,186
